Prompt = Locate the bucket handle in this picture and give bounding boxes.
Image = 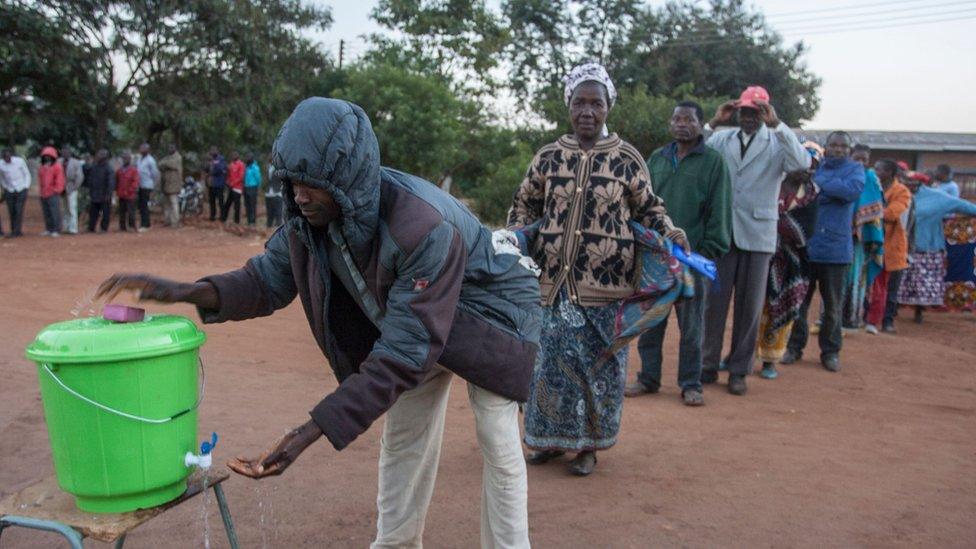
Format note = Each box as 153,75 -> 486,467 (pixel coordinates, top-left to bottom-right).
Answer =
41,358 -> 206,424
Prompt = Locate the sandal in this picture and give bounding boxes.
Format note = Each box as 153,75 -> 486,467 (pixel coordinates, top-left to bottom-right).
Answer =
568,451 -> 597,476
526,449 -> 565,465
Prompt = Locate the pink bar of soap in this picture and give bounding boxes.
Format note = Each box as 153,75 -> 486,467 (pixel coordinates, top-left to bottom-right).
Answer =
103,304 -> 146,323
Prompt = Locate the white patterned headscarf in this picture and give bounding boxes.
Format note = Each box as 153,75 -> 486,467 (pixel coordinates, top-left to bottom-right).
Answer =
563,62 -> 617,137
563,62 -> 617,107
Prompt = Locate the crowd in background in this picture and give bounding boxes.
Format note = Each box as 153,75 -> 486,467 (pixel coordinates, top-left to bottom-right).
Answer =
0,144 -> 283,238
1,75 -> 973,483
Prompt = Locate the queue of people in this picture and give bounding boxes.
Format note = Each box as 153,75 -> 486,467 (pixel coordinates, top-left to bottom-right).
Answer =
0,143 -> 281,237
11,61 -> 976,547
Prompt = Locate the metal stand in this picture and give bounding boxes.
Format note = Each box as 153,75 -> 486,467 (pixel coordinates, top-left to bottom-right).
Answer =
0,469 -> 238,548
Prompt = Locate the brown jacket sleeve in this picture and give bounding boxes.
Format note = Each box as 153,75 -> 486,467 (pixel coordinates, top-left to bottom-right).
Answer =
507,150 -> 546,229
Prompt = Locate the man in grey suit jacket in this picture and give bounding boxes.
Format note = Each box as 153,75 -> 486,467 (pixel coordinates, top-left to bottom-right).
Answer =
701,86 -> 811,395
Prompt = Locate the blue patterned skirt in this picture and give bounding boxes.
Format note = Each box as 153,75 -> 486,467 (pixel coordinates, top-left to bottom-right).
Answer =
523,288 -> 629,452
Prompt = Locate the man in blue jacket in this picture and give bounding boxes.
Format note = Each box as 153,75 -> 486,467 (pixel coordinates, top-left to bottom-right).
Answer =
98,98 -> 541,548
783,131 -> 864,372
208,147 -> 227,221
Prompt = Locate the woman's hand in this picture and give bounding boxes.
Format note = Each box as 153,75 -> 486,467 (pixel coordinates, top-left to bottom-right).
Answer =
95,273 -> 218,309
227,420 -> 323,479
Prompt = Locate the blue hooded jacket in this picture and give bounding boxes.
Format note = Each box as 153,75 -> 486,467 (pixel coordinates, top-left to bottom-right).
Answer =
807,156 -> 865,264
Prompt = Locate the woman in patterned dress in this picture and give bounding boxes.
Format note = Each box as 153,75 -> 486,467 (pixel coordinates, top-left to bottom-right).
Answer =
507,63 -> 686,476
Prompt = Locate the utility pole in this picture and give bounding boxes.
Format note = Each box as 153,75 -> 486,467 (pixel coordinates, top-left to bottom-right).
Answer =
338,39 -> 344,69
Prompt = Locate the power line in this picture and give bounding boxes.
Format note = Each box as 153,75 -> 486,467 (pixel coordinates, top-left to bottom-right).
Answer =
646,14 -> 976,48
772,2 -> 976,32
764,0 -> 949,19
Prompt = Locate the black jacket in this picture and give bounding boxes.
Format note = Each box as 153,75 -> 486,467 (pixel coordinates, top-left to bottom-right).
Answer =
84,160 -> 116,203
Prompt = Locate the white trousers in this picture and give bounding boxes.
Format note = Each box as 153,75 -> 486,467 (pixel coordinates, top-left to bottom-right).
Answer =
63,191 -> 78,234
371,368 -> 530,549
163,193 -> 180,226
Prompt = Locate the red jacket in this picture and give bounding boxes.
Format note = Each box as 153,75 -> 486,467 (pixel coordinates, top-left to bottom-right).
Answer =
38,162 -> 65,198
116,165 -> 139,200
227,160 -> 245,191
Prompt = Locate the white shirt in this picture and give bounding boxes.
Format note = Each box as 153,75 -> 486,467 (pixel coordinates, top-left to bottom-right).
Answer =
0,156 -> 31,192
138,154 -> 160,190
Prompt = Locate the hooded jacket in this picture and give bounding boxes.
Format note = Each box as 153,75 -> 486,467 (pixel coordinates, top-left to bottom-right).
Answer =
196,98 -> 542,451
38,146 -> 65,198
807,156 -> 865,264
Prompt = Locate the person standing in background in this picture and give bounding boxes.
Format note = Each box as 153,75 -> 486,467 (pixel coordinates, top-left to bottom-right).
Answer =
60,147 -> 85,235
0,148 -> 32,237
700,86 -> 811,395
782,132 -> 864,372
85,149 -> 115,233
264,156 -> 283,228
755,143 -> 821,380
931,164 -> 960,198
158,145 -> 183,227
208,147 -> 227,220
864,160 -> 912,335
221,150 -> 244,224
115,152 -> 139,231
898,176 -> 976,323
243,152 -> 261,226
625,100 -> 731,407
842,144 -> 885,330
38,146 -> 65,237
137,143 -> 159,232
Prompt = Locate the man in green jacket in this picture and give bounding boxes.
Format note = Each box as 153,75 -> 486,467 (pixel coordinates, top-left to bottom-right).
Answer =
625,100 -> 732,406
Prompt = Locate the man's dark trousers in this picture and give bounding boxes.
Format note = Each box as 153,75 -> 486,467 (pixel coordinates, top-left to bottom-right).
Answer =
88,201 -> 111,232
209,186 -> 225,220
637,274 -> 707,393
703,245 -> 773,376
244,187 -> 258,225
138,188 -> 152,228
5,189 -> 27,235
788,262 -> 849,360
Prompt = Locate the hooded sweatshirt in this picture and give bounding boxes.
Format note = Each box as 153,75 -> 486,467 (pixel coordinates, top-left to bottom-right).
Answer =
195,98 -> 542,451
38,148 -> 65,198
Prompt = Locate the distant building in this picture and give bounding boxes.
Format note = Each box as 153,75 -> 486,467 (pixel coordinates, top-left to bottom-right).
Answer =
800,130 -> 976,198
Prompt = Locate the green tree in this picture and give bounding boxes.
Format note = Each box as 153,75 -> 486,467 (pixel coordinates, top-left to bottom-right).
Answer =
615,0 -> 821,125
365,0 -> 508,96
330,63 -> 467,184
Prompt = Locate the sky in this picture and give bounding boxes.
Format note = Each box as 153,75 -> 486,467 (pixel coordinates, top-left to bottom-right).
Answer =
308,0 -> 976,133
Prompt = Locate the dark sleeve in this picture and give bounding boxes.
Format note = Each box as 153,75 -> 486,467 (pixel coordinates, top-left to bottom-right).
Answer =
699,154 -> 732,260
195,228 -> 297,323
310,221 -> 466,450
507,151 -> 546,229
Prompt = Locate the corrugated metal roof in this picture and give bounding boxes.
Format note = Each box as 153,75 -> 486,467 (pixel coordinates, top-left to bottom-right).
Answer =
797,130 -> 976,152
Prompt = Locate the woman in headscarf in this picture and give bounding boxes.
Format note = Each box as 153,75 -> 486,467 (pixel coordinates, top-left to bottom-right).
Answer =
508,63 -> 687,476
756,142 -> 821,379
842,145 -> 885,329
897,173 -> 976,322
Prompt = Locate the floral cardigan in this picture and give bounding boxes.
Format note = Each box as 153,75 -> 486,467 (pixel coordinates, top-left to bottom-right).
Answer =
508,134 -> 682,307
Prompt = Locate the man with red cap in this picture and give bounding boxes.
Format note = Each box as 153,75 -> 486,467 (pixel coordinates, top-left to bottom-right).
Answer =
700,85 -> 811,395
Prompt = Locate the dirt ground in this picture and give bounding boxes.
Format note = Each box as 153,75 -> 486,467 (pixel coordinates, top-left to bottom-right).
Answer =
2,200 -> 975,548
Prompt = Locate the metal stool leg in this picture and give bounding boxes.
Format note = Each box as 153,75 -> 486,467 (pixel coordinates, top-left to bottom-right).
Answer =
114,532 -> 127,548
212,483 -> 239,549
0,515 -> 84,549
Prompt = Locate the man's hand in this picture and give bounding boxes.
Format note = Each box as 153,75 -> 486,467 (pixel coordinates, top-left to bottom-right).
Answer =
708,100 -> 738,128
227,420 -> 323,479
754,100 -> 781,128
95,273 -> 218,309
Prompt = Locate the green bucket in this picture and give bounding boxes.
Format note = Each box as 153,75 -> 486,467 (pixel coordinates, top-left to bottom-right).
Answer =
25,315 -> 206,513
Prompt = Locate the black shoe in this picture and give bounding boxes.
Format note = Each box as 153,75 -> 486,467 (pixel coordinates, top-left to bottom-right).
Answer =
728,374 -> 747,395
568,451 -> 597,476
780,349 -> 801,365
526,449 -> 565,465
822,356 -> 841,372
700,369 -> 719,384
